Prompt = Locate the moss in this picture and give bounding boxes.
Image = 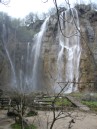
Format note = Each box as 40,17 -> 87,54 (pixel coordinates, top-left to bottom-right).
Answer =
11,123 -> 37,129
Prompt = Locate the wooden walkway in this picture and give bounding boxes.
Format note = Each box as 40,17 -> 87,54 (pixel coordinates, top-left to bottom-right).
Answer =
66,96 -> 90,111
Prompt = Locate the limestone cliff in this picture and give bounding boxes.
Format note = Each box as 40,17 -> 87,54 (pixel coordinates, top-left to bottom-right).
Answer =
0,5 -> 97,93
41,5 -> 97,92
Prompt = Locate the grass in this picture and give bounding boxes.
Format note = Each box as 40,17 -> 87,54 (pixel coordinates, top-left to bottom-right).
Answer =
43,97 -> 73,106
35,93 -> 97,111
82,101 -> 97,111
42,97 -> 55,101
70,93 -> 83,99
70,93 -> 97,111
11,123 -> 37,129
55,98 -> 73,106
54,93 -> 97,111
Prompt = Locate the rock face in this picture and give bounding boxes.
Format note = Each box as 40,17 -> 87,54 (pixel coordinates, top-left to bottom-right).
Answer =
41,16 -> 58,91
0,43 -> 10,91
0,5 -> 97,93
40,6 -> 97,92
77,5 -> 97,92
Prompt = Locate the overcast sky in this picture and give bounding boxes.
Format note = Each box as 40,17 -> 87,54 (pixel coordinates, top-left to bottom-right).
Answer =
0,0 -> 96,18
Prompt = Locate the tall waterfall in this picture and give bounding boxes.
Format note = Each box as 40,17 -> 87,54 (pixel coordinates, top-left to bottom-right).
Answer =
2,23 -> 17,87
32,17 -> 49,90
2,16 -> 50,93
57,8 -> 81,93
2,9 -> 81,94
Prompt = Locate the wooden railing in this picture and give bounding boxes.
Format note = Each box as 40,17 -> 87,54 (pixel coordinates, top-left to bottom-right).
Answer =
0,97 -> 10,108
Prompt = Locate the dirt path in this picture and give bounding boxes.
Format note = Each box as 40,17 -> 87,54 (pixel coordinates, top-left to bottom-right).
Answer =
26,110 -> 97,129
0,110 -> 97,129
0,110 -> 14,129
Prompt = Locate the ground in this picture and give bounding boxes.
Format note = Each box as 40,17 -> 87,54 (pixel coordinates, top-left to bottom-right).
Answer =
0,110 -> 97,129
26,110 -> 97,129
0,110 -> 14,129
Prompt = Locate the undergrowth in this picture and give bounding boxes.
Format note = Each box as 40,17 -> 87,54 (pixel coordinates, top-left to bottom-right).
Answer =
11,123 -> 37,129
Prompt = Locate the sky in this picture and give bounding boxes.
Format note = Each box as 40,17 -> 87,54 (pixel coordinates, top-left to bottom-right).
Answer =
0,0 -> 97,18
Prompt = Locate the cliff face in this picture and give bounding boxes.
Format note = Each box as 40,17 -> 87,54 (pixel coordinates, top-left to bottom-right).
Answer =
41,16 -> 58,91
77,5 -> 97,91
0,43 -> 10,90
0,5 -> 97,93
41,6 -> 97,92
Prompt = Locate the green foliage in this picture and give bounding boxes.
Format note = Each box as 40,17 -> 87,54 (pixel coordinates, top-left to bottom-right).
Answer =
69,93 -> 97,111
70,93 -> 83,100
82,101 -> 97,111
43,97 -> 55,101
55,98 -> 72,106
11,123 -> 37,129
42,97 -> 72,106
11,123 -> 21,129
0,12 -> 37,43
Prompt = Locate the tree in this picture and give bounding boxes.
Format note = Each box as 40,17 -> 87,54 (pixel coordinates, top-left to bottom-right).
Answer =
25,13 -> 40,26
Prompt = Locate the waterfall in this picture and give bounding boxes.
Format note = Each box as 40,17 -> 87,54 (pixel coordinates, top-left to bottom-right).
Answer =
57,8 -> 81,93
2,16 -> 50,93
2,23 -> 17,87
32,17 -> 49,90
2,22 -> 33,93
25,42 -> 30,91
2,9 -> 81,94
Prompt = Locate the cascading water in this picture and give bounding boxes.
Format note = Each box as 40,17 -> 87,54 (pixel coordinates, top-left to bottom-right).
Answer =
2,8 -> 81,94
2,18 -> 32,93
32,17 -> 49,90
2,15 -> 50,93
57,8 -> 81,93
24,42 -> 31,92
2,23 -> 17,87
